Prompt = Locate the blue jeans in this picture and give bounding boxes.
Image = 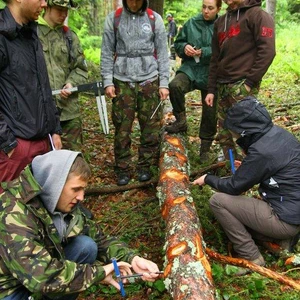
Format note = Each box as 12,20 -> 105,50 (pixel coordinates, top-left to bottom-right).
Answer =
3,235 -> 98,300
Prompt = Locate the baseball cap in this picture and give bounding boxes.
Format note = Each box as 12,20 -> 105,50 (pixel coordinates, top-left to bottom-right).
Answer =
47,0 -> 78,8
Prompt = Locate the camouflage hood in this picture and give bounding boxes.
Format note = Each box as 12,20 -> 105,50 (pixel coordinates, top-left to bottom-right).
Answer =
31,150 -> 81,214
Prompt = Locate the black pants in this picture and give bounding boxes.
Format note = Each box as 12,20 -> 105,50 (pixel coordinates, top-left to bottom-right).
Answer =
169,72 -> 217,140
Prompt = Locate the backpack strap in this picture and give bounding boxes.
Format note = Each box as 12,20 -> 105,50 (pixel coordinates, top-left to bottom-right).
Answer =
114,7 -> 123,35
146,8 -> 155,32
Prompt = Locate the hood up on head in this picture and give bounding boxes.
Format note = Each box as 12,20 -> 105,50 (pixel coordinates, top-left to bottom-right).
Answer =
122,0 -> 148,14
31,150 -> 81,214
224,96 -> 273,151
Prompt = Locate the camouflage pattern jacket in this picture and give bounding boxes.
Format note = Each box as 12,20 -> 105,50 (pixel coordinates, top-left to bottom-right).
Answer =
0,167 -> 137,298
38,17 -> 88,121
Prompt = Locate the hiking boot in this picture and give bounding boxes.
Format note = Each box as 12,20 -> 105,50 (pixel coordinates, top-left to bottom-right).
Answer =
234,254 -> 265,276
165,111 -> 187,134
117,173 -> 130,186
277,232 -> 300,252
138,169 -> 152,182
199,140 -> 213,163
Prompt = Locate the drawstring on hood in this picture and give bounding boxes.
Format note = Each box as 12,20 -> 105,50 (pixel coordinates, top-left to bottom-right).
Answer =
224,96 -> 273,152
223,0 -> 261,31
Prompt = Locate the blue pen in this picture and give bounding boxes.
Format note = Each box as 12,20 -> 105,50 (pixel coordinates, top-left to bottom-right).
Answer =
111,258 -> 126,297
228,149 -> 235,174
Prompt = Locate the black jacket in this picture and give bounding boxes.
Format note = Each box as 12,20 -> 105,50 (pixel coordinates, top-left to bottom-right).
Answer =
0,7 -> 61,151
205,98 -> 300,225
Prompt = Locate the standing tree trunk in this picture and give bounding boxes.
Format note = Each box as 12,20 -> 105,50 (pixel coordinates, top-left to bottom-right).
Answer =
157,134 -> 216,299
266,0 -> 276,19
149,0 -> 164,16
114,0 -> 123,9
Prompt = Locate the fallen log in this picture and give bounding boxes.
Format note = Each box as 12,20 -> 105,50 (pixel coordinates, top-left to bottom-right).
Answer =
157,133 -> 215,299
206,248 -> 300,290
85,162 -> 226,196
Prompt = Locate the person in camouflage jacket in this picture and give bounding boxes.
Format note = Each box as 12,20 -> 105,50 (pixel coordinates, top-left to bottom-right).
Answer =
38,0 -> 88,151
0,150 -> 160,299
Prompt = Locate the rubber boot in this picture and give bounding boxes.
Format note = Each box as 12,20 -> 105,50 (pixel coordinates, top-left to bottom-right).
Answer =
165,111 -> 187,133
199,139 -> 212,162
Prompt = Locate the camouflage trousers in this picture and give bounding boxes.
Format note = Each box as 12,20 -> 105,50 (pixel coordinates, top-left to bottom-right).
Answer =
112,78 -> 162,174
217,79 -> 260,159
60,117 -> 83,151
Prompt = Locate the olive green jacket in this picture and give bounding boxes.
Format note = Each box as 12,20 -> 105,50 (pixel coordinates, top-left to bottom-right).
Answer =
174,13 -> 217,90
37,17 -> 88,121
0,167 -> 137,298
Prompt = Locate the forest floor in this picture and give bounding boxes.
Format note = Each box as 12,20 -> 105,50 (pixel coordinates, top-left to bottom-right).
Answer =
78,58 -> 300,300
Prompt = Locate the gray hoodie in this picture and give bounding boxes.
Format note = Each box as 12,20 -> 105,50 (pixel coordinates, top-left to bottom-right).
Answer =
101,0 -> 169,88
31,150 -> 81,240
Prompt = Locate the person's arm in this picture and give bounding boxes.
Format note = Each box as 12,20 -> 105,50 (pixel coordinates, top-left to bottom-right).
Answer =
101,12 -> 116,89
170,21 -> 177,37
0,42 -> 17,153
174,21 -> 190,58
207,22 -> 220,95
64,31 -> 88,89
193,150 -> 276,195
244,8 -> 276,88
153,13 -> 170,91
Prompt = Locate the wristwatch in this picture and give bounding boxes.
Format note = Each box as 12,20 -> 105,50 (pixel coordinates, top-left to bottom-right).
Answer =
2,140 -> 18,154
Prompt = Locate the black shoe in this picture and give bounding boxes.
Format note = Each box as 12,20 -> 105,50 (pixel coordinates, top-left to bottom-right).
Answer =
138,169 -> 152,182
117,173 -> 130,186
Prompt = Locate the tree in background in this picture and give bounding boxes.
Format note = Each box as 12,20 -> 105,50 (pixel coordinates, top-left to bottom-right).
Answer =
266,0 -> 276,19
149,0 -> 164,16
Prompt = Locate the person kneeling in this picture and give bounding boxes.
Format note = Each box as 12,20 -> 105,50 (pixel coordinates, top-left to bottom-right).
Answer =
0,150 -> 160,299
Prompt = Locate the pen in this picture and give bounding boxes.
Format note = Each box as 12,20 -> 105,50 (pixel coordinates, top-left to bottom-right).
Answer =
111,258 -> 126,297
229,149 -> 235,174
120,271 -> 164,279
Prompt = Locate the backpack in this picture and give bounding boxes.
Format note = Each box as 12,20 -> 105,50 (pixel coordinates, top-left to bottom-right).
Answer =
114,7 -> 156,34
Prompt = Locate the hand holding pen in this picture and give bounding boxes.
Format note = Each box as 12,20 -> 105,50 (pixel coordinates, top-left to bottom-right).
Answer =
102,260 -> 131,294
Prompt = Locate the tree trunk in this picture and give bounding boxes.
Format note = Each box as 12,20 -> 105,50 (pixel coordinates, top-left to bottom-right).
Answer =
149,0 -> 164,16
157,134 -> 216,300
266,0 -> 276,19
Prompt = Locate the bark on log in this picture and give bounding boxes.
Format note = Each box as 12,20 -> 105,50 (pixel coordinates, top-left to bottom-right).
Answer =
206,248 -> 300,290
157,134 -> 215,300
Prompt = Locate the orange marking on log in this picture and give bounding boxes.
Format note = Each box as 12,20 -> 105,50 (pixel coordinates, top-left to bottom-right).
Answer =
166,151 -> 188,164
167,241 -> 188,260
160,169 -> 188,182
173,196 -> 187,204
285,256 -> 294,265
195,233 -> 204,260
164,262 -> 172,277
166,136 -> 181,147
161,202 -> 171,220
